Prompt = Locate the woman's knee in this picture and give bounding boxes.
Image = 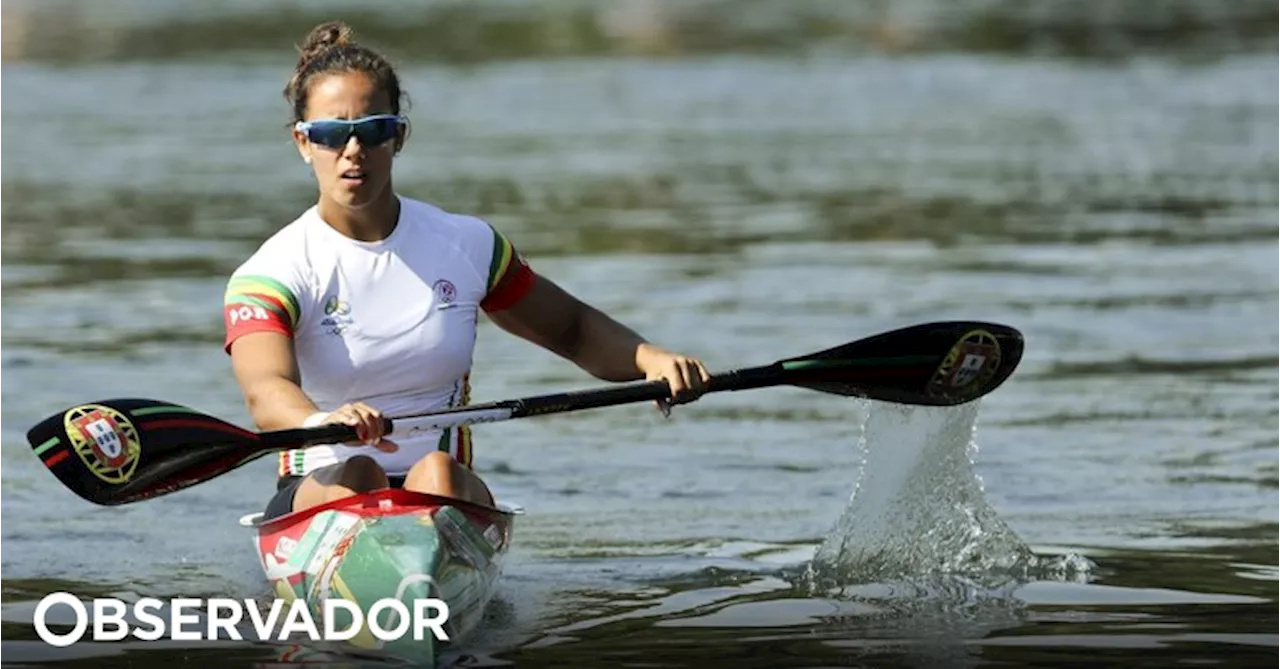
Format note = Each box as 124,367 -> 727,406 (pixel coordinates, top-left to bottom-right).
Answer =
418,450 -> 455,470
293,457 -> 390,512
336,455 -> 390,489
406,451 -> 490,505
309,456 -> 388,490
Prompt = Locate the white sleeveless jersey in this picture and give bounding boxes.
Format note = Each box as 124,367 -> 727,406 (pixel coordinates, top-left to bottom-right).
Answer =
222,195 -> 534,477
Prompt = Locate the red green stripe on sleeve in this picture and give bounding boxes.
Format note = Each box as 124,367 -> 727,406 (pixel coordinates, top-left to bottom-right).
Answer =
223,275 -> 301,352
485,228 -> 518,293
481,227 -> 534,312
226,276 -> 300,325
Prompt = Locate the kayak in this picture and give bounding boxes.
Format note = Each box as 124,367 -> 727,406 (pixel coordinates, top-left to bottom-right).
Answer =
238,488 -> 521,662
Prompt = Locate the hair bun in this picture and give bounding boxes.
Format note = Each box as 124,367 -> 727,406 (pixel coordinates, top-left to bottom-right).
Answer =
284,20 -> 405,123
297,20 -> 354,66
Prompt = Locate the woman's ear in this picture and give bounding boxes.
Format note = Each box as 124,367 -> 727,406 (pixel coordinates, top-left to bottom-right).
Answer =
293,129 -> 313,164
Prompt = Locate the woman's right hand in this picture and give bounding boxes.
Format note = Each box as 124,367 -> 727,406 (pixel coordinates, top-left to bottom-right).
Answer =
310,402 -> 398,452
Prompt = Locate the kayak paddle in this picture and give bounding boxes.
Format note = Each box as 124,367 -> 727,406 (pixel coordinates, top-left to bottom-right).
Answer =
27,320 -> 1023,506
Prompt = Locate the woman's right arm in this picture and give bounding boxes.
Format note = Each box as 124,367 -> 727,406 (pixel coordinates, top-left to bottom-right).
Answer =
222,266 -> 390,444
228,332 -> 394,448
228,331 -> 319,430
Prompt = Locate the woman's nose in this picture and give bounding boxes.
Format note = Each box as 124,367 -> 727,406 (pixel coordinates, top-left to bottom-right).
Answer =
341,134 -> 364,157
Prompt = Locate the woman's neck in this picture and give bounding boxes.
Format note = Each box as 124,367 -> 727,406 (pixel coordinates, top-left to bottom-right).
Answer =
318,189 -> 401,242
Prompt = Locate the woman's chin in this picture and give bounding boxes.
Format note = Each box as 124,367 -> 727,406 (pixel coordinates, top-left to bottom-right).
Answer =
330,182 -> 388,210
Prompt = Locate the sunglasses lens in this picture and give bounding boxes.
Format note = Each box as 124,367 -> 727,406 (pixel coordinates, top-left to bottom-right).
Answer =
303,117 -> 401,149
352,118 -> 401,146
306,121 -> 352,149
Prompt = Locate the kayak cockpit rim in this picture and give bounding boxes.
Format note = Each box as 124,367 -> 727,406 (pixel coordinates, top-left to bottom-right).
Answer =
236,488 -> 525,529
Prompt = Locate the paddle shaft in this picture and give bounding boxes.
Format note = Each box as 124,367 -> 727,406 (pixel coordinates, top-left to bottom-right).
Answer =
261,364 -> 783,449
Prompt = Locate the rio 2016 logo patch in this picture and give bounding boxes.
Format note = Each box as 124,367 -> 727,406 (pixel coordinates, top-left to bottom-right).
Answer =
433,279 -> 457,305
63,405 -> 141,484
928,329 -> 1001,400
321,294 -> 354,336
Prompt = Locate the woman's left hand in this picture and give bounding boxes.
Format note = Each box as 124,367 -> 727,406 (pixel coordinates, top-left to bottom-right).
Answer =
636,344 -> 711,415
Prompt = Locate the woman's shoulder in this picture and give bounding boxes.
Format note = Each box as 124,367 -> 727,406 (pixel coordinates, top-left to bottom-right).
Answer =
400,196 -> 491,236
401,196 -> 524,257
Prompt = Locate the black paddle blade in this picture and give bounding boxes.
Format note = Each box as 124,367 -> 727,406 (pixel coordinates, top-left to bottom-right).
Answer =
26,398 -> 268,505
777,321 -> 1024,406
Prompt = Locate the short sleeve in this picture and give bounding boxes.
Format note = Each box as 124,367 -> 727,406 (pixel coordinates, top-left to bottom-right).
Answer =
223,270 -> 304,353
480,226 -> 535,312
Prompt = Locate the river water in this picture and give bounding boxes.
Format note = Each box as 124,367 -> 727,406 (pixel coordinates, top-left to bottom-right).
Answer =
1,1 -> 1276,667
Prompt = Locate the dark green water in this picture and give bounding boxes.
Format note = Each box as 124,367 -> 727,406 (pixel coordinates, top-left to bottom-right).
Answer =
2,1 -> 1276,666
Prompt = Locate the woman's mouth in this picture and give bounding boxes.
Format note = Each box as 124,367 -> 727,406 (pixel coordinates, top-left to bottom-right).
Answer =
340,169 -> 367,184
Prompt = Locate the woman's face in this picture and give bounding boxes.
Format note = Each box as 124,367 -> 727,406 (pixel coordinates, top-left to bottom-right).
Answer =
293,71 -> 404,213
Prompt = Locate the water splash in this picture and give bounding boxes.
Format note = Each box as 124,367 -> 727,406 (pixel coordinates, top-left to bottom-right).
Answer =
802,402 -> 1090,591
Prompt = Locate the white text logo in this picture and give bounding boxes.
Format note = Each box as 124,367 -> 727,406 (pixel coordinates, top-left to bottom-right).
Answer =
33,592 -> 450,646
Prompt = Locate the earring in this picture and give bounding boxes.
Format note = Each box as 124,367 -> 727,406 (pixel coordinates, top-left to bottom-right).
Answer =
303,156 -> 312,164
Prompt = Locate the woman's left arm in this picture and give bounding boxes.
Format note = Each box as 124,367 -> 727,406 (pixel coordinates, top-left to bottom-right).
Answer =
485,274 -> 711,404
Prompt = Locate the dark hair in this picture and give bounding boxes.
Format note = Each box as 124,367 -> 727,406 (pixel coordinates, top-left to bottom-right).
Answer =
283,21 -> 407,122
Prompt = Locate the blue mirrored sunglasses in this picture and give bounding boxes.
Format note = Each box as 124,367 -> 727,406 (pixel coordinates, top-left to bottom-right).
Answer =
294,114 -> 406,150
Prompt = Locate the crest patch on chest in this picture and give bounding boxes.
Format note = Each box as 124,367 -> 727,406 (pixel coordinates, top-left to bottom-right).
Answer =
433,279 -> 457,307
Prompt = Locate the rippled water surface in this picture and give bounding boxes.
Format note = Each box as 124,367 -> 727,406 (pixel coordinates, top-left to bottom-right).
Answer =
2,1 -> 1276,666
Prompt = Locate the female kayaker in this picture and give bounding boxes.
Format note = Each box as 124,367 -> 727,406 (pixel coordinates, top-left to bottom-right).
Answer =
224,21 -> 710,521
